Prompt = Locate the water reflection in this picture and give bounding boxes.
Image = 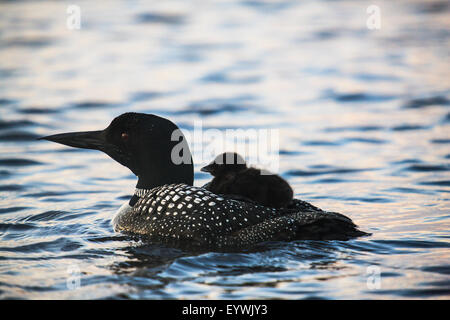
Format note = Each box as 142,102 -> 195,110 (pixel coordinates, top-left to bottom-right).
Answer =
0,0 -> 449,299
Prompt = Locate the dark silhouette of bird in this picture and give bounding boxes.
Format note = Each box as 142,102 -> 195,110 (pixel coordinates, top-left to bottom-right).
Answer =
201,152 -> 294,208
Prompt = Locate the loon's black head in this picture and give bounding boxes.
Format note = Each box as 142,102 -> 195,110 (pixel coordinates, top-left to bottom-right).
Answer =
201,152 -> 247,177
40,112 -> 193,189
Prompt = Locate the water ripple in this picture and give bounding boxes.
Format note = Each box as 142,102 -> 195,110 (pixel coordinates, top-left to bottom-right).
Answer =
286,167 -> 375,177
0,0 -> 449,300
0,158 -> 43,166
0,131 -> 41,141
405,164 -> 449,172
135,12 -> 186,25
403,96 -> 449,109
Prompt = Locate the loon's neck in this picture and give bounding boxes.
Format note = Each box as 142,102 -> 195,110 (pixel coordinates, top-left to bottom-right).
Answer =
129,187 -> 151,206
131,143 -> 194,205
130,163 -> 193,207
134,153 -> 194,190
134,187 -> 153,197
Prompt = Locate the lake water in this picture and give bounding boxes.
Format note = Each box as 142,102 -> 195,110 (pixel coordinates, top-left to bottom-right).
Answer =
0,0 -> 449,299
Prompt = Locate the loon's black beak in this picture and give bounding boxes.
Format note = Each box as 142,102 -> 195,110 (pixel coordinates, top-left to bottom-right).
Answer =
39,130 -> 106,151
40,129 -> 135,174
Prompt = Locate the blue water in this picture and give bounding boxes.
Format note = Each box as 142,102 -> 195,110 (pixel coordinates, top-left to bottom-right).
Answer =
0,0 -> 449,299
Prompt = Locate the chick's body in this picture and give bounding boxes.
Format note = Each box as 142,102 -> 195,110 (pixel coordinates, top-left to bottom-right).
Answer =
202,153 -> 294,208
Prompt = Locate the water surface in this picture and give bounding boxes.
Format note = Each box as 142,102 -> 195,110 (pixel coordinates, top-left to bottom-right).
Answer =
0,0 -> 449,299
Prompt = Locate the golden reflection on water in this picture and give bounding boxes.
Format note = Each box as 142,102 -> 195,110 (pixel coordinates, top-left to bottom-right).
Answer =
0,0 -> 449,299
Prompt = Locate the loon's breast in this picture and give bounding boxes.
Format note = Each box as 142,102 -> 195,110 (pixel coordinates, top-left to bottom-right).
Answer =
112,201 -> 133,230
113,183 -> 368,249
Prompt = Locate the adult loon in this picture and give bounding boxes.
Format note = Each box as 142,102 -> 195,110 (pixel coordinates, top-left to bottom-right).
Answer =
201,152 -> 294,208
40,112 -> 369,249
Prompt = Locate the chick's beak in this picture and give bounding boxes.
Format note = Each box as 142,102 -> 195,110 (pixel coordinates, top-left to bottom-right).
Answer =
200,163 -> 215,173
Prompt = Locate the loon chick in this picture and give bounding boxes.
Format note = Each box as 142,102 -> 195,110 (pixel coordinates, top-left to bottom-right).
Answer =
40,112 -> 369,249
201,152 -> 293,208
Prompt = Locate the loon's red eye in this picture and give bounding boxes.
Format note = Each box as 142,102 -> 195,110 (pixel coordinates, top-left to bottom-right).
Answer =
121,132 -> 129,142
